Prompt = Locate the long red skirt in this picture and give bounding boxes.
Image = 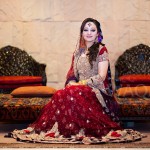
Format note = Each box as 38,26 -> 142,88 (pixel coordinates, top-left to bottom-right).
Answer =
30,85 -> 121,138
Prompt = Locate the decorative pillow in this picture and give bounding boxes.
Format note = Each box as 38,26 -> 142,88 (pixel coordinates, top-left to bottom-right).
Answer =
119,74 -> 150,84
11,86 -> 57,97
116,86 -> 150,97
0,76 -> 42,84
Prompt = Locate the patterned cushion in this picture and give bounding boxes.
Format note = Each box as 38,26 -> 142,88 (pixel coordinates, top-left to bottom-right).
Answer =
11,86 -> 57,97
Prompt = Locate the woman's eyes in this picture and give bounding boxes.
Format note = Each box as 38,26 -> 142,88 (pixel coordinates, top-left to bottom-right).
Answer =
83,29 -> 96,32
83,29 -> 88,32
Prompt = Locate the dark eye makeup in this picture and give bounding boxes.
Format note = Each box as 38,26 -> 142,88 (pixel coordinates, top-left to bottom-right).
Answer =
83,29 -> 96,32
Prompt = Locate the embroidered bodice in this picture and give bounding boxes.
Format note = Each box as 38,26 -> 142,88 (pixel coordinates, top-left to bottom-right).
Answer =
74,47 -> 109,82
73,46 -> 111,96
76,53 -> 99,81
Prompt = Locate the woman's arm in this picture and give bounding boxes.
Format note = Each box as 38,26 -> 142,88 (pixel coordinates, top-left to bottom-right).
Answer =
85,60 -> 108,86
79,47 -> 109,88
98,59 -> 109,81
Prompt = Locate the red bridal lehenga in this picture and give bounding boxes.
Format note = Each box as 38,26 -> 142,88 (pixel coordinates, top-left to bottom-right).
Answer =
11,46 -> 144,144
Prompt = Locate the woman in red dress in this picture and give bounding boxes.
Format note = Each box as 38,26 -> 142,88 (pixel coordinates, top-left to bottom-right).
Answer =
10,18 -> 143,144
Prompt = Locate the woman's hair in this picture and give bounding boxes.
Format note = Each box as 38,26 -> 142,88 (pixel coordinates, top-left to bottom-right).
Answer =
79,18 -> 104,68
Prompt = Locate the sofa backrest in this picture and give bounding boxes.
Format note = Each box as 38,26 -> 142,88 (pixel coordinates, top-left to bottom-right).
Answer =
115,43 -> 150,77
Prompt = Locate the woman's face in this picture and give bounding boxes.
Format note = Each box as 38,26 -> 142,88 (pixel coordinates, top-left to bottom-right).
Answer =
82,21 -> 98,43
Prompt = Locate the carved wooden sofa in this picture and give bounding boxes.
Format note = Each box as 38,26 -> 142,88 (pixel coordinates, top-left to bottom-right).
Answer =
0,45 -> 55,122
0,45 -> 47,93
114,44 -> 150,126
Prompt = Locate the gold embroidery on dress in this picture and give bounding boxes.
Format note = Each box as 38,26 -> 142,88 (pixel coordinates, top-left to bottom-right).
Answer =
98,51 -> 109,62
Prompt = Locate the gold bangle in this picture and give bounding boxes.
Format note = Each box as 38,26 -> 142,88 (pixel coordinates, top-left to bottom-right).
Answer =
79,80 -> 87,85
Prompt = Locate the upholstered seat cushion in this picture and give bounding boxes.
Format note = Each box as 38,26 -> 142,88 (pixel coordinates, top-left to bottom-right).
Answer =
0,94 -> 50,121
114,93 -> 150,117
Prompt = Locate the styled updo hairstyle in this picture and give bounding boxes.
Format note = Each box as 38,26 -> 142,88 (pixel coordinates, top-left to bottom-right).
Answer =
80,18 -> 104,68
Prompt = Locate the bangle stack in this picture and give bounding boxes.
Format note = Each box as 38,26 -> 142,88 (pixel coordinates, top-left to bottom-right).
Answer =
79,80 -> 87,85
